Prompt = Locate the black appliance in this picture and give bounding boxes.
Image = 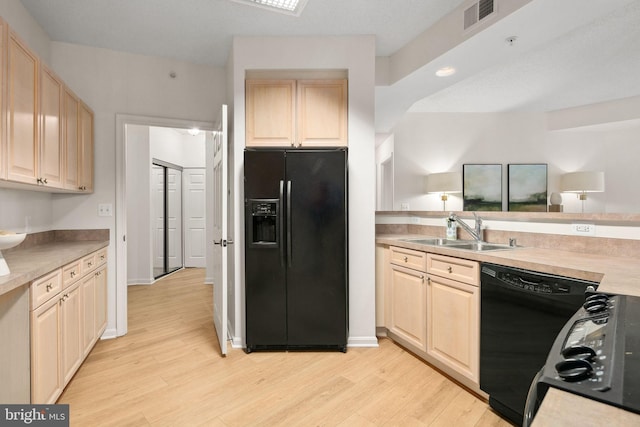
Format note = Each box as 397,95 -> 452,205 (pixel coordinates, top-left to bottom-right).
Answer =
244,148 -> 348,353
480,263 -> 598,426
524,293 -> 640,425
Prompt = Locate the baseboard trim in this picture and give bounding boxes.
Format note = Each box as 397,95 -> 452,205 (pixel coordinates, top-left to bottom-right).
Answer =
347,336 -> 379,348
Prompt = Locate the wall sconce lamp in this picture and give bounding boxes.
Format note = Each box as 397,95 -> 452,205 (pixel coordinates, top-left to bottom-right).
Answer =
425,172 -> 462,211
560,171 -> 605,213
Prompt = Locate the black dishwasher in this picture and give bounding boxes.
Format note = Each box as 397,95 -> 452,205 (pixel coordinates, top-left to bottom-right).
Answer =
480,263 -> 598,426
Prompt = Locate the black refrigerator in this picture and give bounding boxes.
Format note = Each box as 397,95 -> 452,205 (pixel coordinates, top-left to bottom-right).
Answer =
244,148 -> 348,352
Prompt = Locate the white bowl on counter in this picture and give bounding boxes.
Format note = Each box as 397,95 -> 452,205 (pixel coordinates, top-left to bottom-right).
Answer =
0,233 -> 27,276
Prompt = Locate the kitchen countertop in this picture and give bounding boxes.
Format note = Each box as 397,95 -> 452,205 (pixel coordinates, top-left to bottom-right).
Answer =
0,239 -> 109,297
376,234 -> 640,427
376,234 -> 640,297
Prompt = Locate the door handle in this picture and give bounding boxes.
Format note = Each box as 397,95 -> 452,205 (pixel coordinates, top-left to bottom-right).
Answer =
279,180 -> 285,267
287,180 -> 292,267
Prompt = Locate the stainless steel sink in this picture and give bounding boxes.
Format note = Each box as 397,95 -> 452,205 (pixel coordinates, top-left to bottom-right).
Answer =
402,238 -> 471,246
445,242 -> 514,252
401,238 -> 515,251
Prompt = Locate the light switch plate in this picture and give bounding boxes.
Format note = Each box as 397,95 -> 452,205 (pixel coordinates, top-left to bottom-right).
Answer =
98,203 -> 113,217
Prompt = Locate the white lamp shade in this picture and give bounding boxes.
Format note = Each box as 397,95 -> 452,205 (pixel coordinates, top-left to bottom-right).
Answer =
560,171 -> 605,193
425,172 -> 462,194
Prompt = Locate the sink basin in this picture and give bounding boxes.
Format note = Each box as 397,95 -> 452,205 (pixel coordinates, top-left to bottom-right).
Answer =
401,237 -> 515,252
402,238 -> 466,246
445,242 -> 514,252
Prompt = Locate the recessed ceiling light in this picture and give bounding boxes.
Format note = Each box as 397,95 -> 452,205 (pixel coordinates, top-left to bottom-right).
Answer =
188,128 -> 200,136
230,0 -> 310,16
435,66 -> 456,77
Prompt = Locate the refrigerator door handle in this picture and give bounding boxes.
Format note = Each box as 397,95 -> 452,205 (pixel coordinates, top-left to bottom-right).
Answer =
279,180 -> 285,267
287,180 -> 292,267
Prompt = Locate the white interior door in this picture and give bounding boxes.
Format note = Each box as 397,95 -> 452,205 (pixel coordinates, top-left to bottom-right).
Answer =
211,105 -> 228,356
184,169 -> 207,268
167,169 -> 183,271
152,165 -> 165,274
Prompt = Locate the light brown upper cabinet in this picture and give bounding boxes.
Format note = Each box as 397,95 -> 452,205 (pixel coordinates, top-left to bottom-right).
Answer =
63,87 -> 80,191
245,79 -> 348,148
39,64 -> 64,189
6,30 -> 39,185
78,102 -> 94,192
0,19 -> 94,193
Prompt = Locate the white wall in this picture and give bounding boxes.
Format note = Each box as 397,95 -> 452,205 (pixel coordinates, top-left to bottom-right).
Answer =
389,112 -> 640,213
231,36 -> 378,347
150,127 -> 206,168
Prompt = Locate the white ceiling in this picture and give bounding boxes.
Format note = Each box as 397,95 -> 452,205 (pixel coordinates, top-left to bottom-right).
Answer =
18,0 -> 640,133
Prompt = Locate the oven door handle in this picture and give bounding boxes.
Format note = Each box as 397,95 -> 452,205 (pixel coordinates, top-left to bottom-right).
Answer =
523,368 -> 545,427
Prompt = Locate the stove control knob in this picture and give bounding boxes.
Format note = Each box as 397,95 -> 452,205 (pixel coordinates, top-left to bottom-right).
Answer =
561,345 -> 596,361
584,296 -> 608,313
555,359 -> 593,382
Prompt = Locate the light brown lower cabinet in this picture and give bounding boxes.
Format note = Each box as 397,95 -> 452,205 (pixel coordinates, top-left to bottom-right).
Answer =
388,246 -> 428,351
426,253 -> 480,384
426,273 -> 479,384
30,248 -> 107,403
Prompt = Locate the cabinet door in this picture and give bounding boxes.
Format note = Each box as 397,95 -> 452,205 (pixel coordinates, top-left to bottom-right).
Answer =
297,79 -> 347,147
60,282 -> 82,384
389,264 -> 427,351
7,30 -> 39,184
245,79 -> 295,147
94,266 -> 107,338
78,101 -> 93,192
0,19 -> 7,180
63,87 -> 80,190
81,273 -> 96,356
427,274 -> 479,384
39,65 -> 64,189
31,296 -> 61,404
375,244 -> 390,328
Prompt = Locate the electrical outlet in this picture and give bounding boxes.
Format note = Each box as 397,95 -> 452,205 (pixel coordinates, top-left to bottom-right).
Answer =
98,203 -> 113,217
571,223 -> 595,236
400,203 -> 410,211
410,217 -> 420,224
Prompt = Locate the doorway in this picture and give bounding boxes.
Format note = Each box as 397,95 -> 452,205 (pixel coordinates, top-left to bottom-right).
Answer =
152,160 -> 183,279
115,115 -> 214,337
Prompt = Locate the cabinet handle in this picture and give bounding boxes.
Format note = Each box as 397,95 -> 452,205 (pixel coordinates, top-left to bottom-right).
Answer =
100,255 -> 105,260
37,177 -> 48,184
420,275 -> 425,282
71,271 -> 76,277
447,266 -> 453,273
404,256 -> 408,263
46,283 -> 52,291
88,261 -> 93,267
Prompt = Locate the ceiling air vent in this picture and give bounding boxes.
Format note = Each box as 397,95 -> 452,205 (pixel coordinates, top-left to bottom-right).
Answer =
464,0 -> 495,30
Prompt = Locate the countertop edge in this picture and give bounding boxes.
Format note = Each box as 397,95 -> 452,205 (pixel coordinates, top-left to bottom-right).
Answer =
0,240 -> 110,297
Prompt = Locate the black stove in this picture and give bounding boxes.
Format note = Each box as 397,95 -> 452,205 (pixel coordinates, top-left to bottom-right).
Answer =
526,292 -> 640,422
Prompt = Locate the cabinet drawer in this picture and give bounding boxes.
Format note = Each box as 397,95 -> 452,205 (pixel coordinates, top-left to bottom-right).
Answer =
95,248 -> 107,265
31,269 -> 62,309
390,246 -> 427,272
81,253 -> 97,273
62,260 -> 81,288
427,253 -> 479,286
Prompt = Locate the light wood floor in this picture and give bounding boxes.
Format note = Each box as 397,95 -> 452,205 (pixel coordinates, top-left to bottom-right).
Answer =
59,268 -> 512,426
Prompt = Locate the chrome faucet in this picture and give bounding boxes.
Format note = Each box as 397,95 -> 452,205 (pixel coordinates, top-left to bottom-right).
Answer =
448,212 -> 483,242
